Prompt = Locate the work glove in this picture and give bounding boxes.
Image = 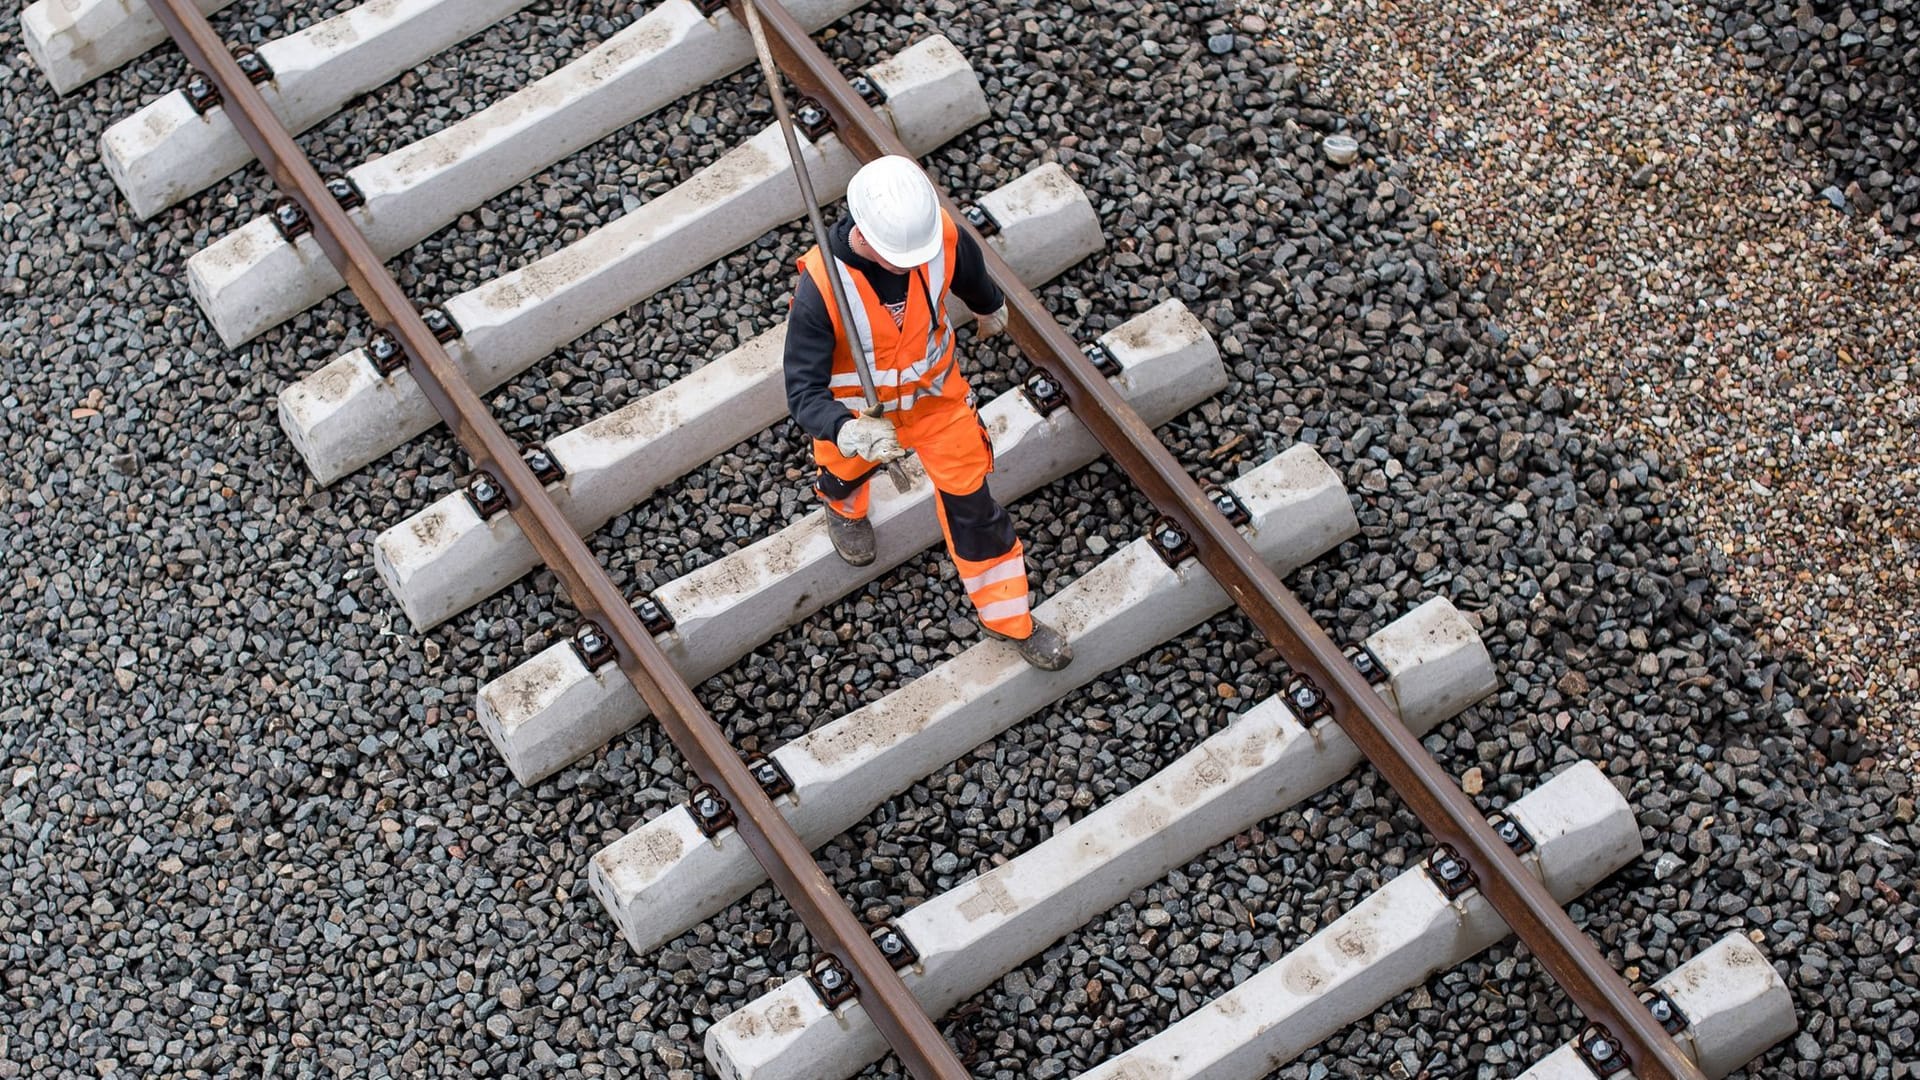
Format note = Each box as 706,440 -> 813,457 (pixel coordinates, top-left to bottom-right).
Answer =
975,303 -> 1009,339
836,415 -> 905,463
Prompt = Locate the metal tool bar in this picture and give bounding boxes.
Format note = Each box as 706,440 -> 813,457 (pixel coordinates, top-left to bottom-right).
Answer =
739,0 -> 912,493
141,3 -> 968,1076
729,2 -> 1705,1076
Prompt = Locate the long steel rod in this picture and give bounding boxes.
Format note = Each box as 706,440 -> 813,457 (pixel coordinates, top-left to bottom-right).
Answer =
739,0 -> 912,493
728,2 -> 1707,1077
743,0 -> 877,409
140,4 -> 968,1076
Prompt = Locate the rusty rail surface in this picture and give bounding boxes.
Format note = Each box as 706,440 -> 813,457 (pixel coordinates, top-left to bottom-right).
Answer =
140,2 -> 970,1076
728,1 -> 1708,1077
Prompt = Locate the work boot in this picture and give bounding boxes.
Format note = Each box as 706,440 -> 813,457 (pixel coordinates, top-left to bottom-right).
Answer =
826,511 -> 875,567
988,617 -> 1073,672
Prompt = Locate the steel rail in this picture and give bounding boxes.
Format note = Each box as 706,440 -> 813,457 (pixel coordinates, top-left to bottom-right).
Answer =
730,2 -> 1708,1077
140,3 -> 970,1077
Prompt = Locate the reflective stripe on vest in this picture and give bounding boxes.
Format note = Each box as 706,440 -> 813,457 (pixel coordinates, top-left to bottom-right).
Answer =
799,213 -> 962,413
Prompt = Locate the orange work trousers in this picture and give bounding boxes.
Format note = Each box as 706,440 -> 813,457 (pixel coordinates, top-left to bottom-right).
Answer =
813,394 -> 1033,640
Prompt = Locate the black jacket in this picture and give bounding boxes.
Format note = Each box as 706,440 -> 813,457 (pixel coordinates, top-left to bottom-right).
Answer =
784,216 -> 1003,443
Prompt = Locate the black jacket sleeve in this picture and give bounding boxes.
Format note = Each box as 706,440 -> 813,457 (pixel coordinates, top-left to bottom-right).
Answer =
784,274 -> 855,444
949,227 -> 1003,316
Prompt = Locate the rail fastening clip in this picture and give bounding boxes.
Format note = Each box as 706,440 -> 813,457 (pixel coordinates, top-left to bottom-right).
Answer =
270,198 -> 310,242
1641,987 -> 1689,1035
1022,371 -> 1067,416
232,47 -> 273,85
744,752 -> 793,800
366,330 -> 406,376
464,473 -> 509,519
794,99 -> 833,141
1284,673 -> 1330,722
184,73 -> 221,114
870,922 -> 919,970
847,73 -> 887,106
1345,642 -> 1389,685
960,202 -> 1000,238
1425,843 -> 1477,900
1082,340 -> 1121,377
689,784 -> 736,838
807,955 -> 858,1009
632,593 -> 674,636
1204,485 -> 1250,526
570,623 -> 616,672
1574,1024 -> 1628,1077
324,174 -> 365,211
1488,812 -> 1535,856
1147,516 -> 1195,567
522,444 -> 564,486
421,307 -> 461,343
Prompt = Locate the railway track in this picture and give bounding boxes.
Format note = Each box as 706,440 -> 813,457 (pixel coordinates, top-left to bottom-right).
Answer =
30,0 -> 1805,1075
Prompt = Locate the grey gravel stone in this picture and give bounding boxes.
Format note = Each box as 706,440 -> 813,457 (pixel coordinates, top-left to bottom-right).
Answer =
1708,0 -> 1920,241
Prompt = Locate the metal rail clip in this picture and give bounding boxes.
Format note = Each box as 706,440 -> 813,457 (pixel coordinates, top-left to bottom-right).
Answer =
522,445 -> 564,486
847,73 -> 887,105
1425,843 -> 1476,900
1641,988 -> 1689,1035
232,47 -> 273,84
1345,643 -> 1389,685
270,198 -> 310,242
1284,674 -> 1329,722
324,174 -> 364,211
421,307 -> 461,343
465,472 -> 509,519
1147,516 -> 1194,567
1574,1025 -> 1628,1077
1204,485 -> 1249,526
794,99 -> 833,141
570,623 -> 616,672
689,784 -> 735,838
184,73 -> 221,114
366,330 -> 406,376
1022,371 -> 1067,416
633,593 -> 674,636
807,955 -> 858,1008
960,202 -> 1000,238
1488,812 -> 1535,856
1082,341 -> 1120,377
743,753 -> 792,799
870,922 -> 918,971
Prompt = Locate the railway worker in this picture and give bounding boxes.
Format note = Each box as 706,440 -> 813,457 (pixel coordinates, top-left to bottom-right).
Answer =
782,155 -> 1072,672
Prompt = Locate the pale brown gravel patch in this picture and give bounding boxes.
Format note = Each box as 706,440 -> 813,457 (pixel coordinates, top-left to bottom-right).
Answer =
1247,0 -> 1918,769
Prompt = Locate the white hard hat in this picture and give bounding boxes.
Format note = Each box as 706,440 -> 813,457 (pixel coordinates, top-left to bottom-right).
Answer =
846,156 -> 942,268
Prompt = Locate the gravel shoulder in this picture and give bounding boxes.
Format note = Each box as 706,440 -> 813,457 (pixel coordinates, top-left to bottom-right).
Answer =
1246,0 -> 1918,772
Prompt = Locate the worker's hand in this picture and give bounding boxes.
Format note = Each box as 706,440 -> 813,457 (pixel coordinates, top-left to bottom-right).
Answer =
836,415 -> 905,463
975,303 -> 1009,340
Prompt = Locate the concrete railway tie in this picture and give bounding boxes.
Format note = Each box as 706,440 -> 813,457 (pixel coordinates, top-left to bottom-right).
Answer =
22,0 -> 240,95
101,0 -> 537,219
1516,935 -> 1795,1080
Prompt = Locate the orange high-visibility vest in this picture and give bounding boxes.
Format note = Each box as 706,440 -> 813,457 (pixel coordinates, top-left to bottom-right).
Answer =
798,212 -> 965,414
